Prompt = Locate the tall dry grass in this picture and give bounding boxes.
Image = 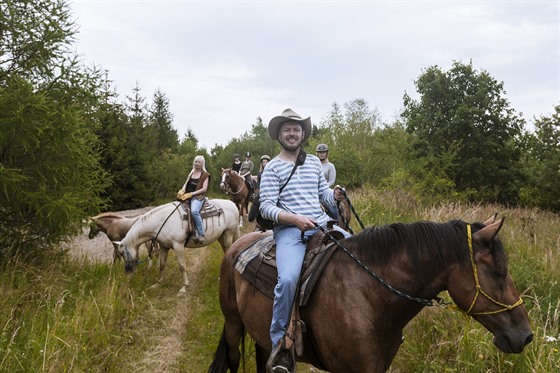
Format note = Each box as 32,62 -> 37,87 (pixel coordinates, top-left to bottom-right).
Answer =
0,188 -> 558,372
345,187 -> 560,372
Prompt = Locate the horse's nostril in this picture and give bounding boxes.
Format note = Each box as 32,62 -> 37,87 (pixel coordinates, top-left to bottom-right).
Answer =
525,333 -> 534,346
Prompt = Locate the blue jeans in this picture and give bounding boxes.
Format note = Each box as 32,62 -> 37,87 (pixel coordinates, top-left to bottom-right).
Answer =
270,224 -> 351,347
190,198 -> 205,237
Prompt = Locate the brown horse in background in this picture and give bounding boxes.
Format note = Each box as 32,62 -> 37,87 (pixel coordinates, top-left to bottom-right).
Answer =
208,216 -> 532,372
220,168 -> 251,227
335,197 -> 352,231
88,212 -> 159,264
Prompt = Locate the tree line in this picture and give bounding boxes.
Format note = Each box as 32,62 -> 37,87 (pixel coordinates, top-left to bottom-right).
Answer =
1,0 -> 558,258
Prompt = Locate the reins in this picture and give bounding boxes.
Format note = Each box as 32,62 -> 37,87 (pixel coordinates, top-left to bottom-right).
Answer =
153,202 -> 182,242
315,223 -> 446,307
337,188 -> 365,234
315,223 -> 524,314
122,202 -> 181,266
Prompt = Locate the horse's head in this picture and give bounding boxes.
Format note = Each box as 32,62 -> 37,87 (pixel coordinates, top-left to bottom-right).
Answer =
114,240 -> 139,273
220,168 -> 232,193
86,218 -> 101,239
447,217 -> 533,353
88,226 -> 101,239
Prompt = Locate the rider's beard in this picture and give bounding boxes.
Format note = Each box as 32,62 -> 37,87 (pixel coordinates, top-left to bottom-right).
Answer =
279,136 -> 302,152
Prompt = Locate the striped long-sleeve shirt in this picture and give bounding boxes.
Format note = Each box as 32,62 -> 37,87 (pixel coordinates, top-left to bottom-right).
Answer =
259,153 -> 335,228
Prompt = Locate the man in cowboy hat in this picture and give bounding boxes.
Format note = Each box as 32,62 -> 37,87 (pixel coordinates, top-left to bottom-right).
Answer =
259,108 -> 350,373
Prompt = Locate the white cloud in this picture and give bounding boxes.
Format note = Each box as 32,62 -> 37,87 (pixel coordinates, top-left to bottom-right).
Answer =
70,0 -> 559,148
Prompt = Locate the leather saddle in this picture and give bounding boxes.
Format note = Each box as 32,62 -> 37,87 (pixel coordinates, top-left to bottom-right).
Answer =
179,199 -> 223,242
234,226 -> 345,357
233,227 -> 345,306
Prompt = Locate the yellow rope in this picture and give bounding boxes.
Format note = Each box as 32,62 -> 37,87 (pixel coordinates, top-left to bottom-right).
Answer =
464,224 -> 524,316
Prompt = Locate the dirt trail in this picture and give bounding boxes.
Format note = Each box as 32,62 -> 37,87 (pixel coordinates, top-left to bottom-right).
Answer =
65,207 -> 200,373
65,209 -> 320,372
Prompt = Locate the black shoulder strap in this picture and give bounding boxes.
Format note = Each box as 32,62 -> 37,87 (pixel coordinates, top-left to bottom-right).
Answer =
279,149 -> 306,193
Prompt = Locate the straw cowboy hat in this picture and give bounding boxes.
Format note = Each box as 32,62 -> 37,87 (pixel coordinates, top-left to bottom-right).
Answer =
268,108 -> 311,141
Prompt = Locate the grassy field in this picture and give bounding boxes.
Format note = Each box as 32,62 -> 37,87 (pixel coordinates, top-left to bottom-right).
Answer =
1,189 -> 558,372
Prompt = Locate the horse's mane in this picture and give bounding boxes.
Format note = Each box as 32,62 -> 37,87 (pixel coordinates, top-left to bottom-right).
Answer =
345,220 -> 503,270
92,212 -> 125,220
140,203 -> 176,222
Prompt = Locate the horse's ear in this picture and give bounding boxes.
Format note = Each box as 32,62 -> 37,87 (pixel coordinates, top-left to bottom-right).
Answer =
473,217 -> 505,242
482,213 -> 499,226
221,167 -> 224,171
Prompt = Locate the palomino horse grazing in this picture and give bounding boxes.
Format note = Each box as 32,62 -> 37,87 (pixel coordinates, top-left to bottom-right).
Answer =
208,216 -> 532,372
220,168 -> 251,227
115,199 -> 240,294
88,212 -> 159,264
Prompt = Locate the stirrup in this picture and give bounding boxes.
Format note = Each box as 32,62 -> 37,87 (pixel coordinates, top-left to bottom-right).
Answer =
266,338 -> 295,373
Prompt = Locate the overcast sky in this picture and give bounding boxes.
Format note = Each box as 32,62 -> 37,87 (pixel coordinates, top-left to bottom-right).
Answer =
70,0 -> 559,149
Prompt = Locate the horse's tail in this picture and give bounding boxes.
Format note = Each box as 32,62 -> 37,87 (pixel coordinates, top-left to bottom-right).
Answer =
208,324 -> 247,373
208,326 -> 230,373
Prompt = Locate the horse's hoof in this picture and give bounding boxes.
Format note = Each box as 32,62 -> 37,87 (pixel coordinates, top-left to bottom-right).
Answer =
177,286 -> 190,295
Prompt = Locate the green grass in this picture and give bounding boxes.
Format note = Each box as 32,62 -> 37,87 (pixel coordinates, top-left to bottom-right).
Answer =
1,190 -> 559,372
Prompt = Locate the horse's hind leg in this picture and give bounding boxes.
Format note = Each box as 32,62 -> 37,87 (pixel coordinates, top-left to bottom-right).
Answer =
224,319 -> 243,372
111,243 -> 122,264
218,228 -> 238,254
173,245 -> 190,294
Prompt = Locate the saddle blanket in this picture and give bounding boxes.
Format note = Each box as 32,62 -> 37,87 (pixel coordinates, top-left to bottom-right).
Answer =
180,199 -> 223,220
233,232 -> 342,306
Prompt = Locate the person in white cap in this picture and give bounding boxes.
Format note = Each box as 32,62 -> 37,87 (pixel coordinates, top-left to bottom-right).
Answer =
259,108 -> 350,373
316,143 -> 338,219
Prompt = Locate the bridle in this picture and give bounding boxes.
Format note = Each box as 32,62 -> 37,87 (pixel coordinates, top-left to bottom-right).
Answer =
316,223 -> 524,315
221,170 -> 245,195
463,224 -> 524,315
121,203 -> 182,267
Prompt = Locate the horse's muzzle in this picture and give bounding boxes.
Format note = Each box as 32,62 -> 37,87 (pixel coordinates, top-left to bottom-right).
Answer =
124,260 -> 138,273
493,330 -> 533,353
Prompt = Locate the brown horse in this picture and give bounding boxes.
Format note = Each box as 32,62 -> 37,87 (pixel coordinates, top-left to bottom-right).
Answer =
220,168 -> 252,227
334,197 -> 352,231
88,212 -> 158,264
208,216 -> 533,372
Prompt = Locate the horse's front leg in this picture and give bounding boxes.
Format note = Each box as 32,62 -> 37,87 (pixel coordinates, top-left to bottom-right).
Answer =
111,243 -> 122,264
238,206 -> 243,227
152,246 -> 170,289
173,245 -> 190,294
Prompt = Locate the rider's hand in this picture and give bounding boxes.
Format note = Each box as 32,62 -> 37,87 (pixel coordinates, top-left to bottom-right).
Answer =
292,215 -> 317,231
333,185 -> 345,201
181,192 -> 192,201
176,189 -> 185,199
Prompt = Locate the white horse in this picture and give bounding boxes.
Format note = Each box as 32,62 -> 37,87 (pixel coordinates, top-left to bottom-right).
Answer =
115,199 -> 240,293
